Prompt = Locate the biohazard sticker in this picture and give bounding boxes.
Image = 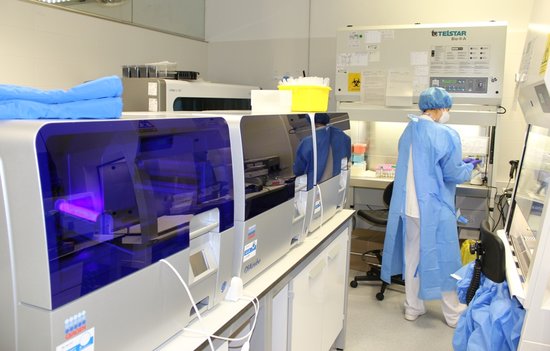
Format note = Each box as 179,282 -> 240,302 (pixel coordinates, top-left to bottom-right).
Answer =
347,72 -> 361,92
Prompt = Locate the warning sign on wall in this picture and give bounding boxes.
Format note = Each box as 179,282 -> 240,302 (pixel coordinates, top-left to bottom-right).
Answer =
347,72 -> 361,92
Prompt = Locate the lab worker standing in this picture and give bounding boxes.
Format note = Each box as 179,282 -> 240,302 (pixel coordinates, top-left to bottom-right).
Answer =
380,87 -> 479,327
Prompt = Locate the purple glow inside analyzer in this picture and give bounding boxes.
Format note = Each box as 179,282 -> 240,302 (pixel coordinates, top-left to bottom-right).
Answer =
38,118 -> 234,309
56,200 -> 100,222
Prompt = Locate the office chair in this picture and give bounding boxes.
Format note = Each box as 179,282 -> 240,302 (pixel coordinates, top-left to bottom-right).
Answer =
350,181 -> 403,300
465,218 -> 506,304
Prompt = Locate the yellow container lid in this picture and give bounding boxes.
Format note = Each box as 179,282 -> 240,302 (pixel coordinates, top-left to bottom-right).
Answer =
277,85 -> 331,112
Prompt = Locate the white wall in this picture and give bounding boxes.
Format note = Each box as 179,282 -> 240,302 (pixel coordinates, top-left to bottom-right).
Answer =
206,0 -> 533,186
205,0 -> 311,88
0,1 -> 207,90
0,0 -> 534,185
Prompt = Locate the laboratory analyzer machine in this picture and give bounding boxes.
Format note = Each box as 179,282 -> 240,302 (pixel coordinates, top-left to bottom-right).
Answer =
0,117 -> 236,351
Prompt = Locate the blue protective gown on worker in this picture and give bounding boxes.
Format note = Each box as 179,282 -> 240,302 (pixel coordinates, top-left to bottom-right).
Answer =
380,114 -> 474,300
293,125 -> 351,190
452,262 -> 525,351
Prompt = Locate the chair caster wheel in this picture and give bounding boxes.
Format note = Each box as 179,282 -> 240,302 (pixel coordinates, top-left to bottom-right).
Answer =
350,280 -> 358,288
376,292 -> 384,301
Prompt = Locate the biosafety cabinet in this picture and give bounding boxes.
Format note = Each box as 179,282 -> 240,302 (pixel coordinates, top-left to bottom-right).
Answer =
335,21 -> 507,105
504,2 -> 550,348
337,22 -> 507,235
0,117 -> 235,351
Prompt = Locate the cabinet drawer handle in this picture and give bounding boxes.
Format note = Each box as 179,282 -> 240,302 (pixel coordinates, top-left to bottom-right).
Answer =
308,260 -> 326,279
328,245 -> 341,261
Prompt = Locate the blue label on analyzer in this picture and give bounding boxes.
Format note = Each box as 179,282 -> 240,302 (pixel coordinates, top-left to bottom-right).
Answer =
243,240 -> 257,262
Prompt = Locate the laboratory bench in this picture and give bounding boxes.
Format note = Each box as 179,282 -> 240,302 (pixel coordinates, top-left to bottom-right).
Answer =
160,209 -> 354,351
349,175 -> 490,240
350,175 -> 490,195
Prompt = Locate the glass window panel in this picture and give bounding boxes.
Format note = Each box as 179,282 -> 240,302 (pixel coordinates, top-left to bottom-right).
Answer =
37,118 -> 232,308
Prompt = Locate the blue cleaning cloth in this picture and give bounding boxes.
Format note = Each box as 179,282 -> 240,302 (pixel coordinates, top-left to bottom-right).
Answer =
0,76 -> 123,104
0,98 -> 122,119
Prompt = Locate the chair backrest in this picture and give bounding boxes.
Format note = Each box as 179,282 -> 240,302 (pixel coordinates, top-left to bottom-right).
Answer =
355,181 -> 394,226
479,219 -> 506,283
382,181 -> 394,208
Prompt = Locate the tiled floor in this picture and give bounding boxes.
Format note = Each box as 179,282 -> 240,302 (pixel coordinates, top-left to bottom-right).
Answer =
344,270 -> 456,351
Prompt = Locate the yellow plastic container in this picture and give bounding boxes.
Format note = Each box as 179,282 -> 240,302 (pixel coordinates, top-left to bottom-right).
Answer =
277,85 -> 331,112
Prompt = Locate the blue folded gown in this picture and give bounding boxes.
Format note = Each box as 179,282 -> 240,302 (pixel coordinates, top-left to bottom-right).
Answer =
0,76 -> 122,103
0,98 -> 122,119
0,76 -> 123,119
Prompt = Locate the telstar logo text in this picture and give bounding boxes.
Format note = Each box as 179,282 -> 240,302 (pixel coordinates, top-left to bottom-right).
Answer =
431,30 -> 467,37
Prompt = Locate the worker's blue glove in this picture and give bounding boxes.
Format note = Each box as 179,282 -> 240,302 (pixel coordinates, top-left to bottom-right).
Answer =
463,157 -> 481,168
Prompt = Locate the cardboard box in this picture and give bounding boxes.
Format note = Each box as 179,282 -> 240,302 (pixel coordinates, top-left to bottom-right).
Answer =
351,228 -> 384,253
350,254 -> 375,273
349,228 -> 384,272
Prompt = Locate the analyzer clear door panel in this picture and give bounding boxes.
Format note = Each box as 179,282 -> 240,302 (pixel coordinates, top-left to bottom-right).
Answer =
37,118 -> 233,308
240,114 -> 307,220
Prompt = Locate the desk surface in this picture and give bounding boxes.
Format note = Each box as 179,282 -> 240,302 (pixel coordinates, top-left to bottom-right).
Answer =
350,175 -> 489,197
160,209 -> 355,351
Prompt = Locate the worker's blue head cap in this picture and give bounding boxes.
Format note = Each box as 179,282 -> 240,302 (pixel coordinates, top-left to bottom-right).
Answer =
418,87 -> 453,111
314,113 -> 330,126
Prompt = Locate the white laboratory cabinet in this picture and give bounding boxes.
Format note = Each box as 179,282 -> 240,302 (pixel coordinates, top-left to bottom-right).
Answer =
159,210 -> 353,351
288,227 -> 349,351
